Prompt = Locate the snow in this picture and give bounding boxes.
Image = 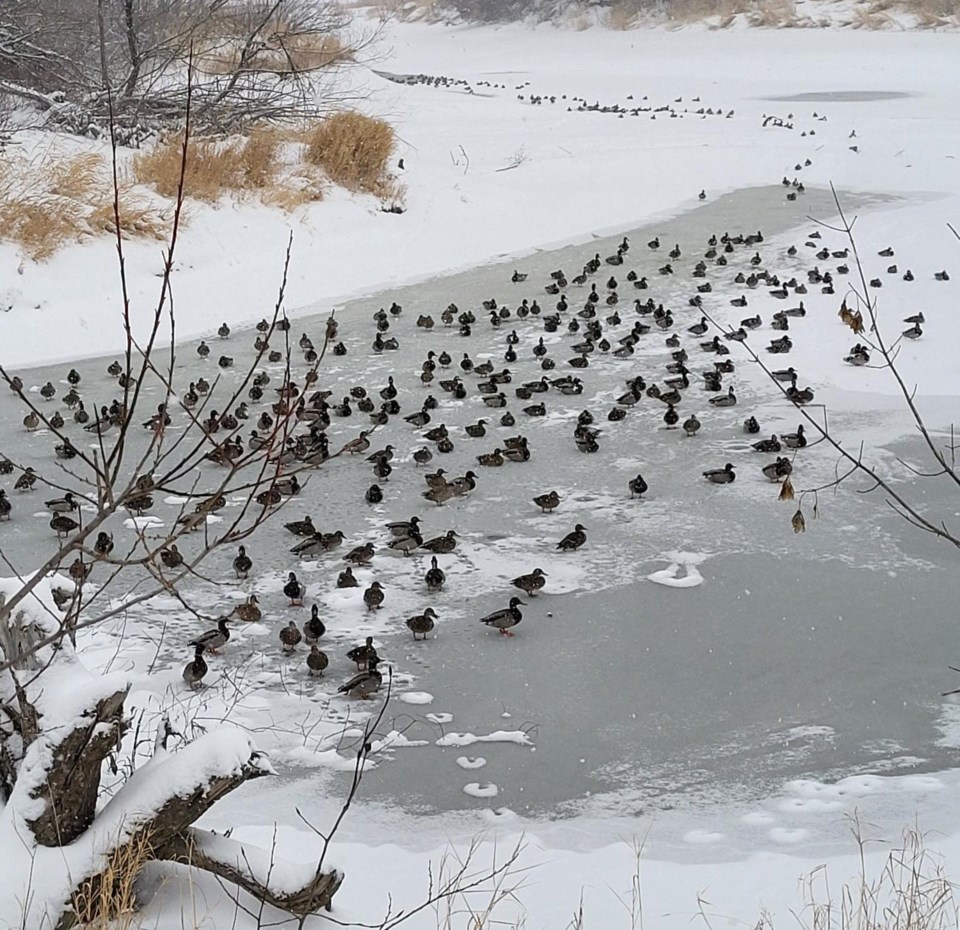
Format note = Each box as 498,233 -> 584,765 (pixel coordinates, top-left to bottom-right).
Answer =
3,13 -> 960,930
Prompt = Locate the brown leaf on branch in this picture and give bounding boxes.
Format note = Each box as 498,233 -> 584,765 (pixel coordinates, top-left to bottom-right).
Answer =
779,476 -> 795,501
791,509 -> 806,534
838,299 -> 864,334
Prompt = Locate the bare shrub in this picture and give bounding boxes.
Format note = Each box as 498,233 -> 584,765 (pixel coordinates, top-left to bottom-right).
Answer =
304,110 -> 395,193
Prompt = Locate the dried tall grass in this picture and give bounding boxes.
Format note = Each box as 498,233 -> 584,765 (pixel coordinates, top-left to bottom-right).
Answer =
199,32 -> 352,74
73,831 -> 153,930
304,111 -> 395,194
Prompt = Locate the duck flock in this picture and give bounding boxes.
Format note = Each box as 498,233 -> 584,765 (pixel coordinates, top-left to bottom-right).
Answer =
0,188 -> 948,718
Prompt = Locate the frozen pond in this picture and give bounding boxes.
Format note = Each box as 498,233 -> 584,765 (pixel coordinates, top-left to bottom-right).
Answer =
4,182 -> 954,821
763,90 -> 914,103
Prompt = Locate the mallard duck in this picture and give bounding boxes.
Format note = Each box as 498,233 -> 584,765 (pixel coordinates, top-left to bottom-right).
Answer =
709,386 -> 737,407
752,435 -> 781,453
424,555 -> 446,592
285,516 -> 315,537
284,572 -> 306,606
512,568 -> 547,596
291,534 -> 325,558
406,607 -> 438,640
629,474 -> 648,498
703,463 -> 736,484
94,531 -> 113,558
0,458 -> 14,475
477,448 -> 504,467
303,604 -> 325,644
342,431 -> 371,455
347,635 -> 378,670
533,490 -> 560,513
421,530 -> 458,554
23,411 -> 40,431
280,621 -> 303,654
50,513 -> 79,538
160,544 -> 183,569
338,566 -> 359,588
45,492 -> 78,513
0,490 -> 11,521
387,516 -> 421,539
557,524 -> 587,551
683,414 -> 701,437
189,617 -> 230,654
233,594 -> 261,622
389,533 -> 423,556
363,581 -> 385,611
480,597 -> 525,637
743,416 -> 760,434
344,542 -> 375,565
69,558 -> 89,586
366,484 -> 384,505
40,381 -> 56,401
306,644 -> 329,677
233,546 -> 253,579
14,468 -> 37,491
183,645 -> 208,689
763,456 -> 792,482
338,657 -> 382,699
423,484 -> 457,506
663,404 -> 679,428
781,425 -> 807,449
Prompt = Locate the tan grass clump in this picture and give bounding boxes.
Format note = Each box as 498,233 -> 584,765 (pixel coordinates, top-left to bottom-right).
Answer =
0,194 -> 84,260
304,111 -> 395,194
73,830 -> 153,930
88,188 -> 171,240
132,129 -> 287,203
48,152 -> 105,201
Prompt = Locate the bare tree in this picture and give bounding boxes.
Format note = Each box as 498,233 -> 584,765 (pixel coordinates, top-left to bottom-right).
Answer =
0,0 -> 378,142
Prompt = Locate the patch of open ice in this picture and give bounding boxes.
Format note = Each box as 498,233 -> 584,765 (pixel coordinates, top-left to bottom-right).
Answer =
456,756 -> 487,770
463,782 -> 499,799
123,516 -> 164,530
647,551 -> 708,588
399,691 -> 434,705
436,730 -> 532,748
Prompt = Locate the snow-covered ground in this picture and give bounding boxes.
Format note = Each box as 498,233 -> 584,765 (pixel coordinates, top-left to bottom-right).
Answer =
2,17 -> 960,930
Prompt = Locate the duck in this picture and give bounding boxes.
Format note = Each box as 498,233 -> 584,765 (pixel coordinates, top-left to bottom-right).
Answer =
233,546 -> 253,579
421,530 -> 458,554
233,594 -> 261,622
477,448 -> 504,467
480,597 -> 525,637
386,516 -> 421,538
182,645 -> 208,689
363,581 -> 385,611
465,419 -> 487,438
512,568 -> 547,596
703,463 -> 736,484
406,607 -> 438,641
629,474 -> 648,498
285,516 -> 316,537
94,531 -> 113,558
709,386 -> 737,407
160,544 -> 184,569
338,657 -> 382,699
389,533 -> 423,556
683,414 -> 701,437
45,492 -> 78,513
303,604 -> 327,646
425,556 -> 446,591
752,435 -> 781,454
781,424 -> 807,449
762,457 -> 793,482
557,524 -> 587,551
50,514 -> 79,538
366,484 -> 384,505
284,572 -> 306,606
1,490 -> 15,520
347,635 -> 378,670
533,490 -> 560,513
343,542 -> 375,565
338,566 -> 359,588
743,416 -> 760,434
189,617 -> 230,654
14,468 -> 37,492
306,644 -> 329,677
279,621 -> 303,654
40,381 -> 56,401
